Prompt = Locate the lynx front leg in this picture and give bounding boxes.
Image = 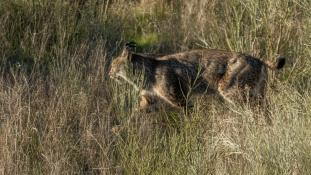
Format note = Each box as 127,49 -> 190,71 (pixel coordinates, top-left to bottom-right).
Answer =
136,90 -> 157,112
139,95 -> 151,110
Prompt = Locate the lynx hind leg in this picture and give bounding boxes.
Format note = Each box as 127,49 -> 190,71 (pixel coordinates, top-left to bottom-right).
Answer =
217,79 -> 243,105
217,57 -> 246,104
248,67 -> 272,125
252,79 -> 273,125
218,76 -> 260,108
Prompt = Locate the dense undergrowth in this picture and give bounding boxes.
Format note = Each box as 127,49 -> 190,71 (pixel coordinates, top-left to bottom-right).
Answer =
0,0 -> 310,174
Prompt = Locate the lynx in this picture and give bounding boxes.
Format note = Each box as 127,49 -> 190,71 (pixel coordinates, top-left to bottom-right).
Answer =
109,44 -> 285,112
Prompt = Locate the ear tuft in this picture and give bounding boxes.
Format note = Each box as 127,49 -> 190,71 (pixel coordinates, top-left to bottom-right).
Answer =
125,41 -> 137,51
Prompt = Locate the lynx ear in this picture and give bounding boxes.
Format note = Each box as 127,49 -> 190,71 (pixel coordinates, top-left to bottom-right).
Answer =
123,41 -> 136,60
125,41 -> 137,50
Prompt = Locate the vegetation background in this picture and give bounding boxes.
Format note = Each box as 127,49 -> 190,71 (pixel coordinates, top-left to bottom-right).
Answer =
0,0 -> 310,174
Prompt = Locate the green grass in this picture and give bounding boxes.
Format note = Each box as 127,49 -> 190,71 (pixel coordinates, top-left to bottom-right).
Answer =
0,0 -> 311,174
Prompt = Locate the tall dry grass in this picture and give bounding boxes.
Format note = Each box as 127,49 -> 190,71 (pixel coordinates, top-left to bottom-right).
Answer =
0,0 -> 310,174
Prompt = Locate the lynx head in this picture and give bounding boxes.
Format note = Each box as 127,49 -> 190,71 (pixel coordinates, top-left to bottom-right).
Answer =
109,42 -> 136,84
